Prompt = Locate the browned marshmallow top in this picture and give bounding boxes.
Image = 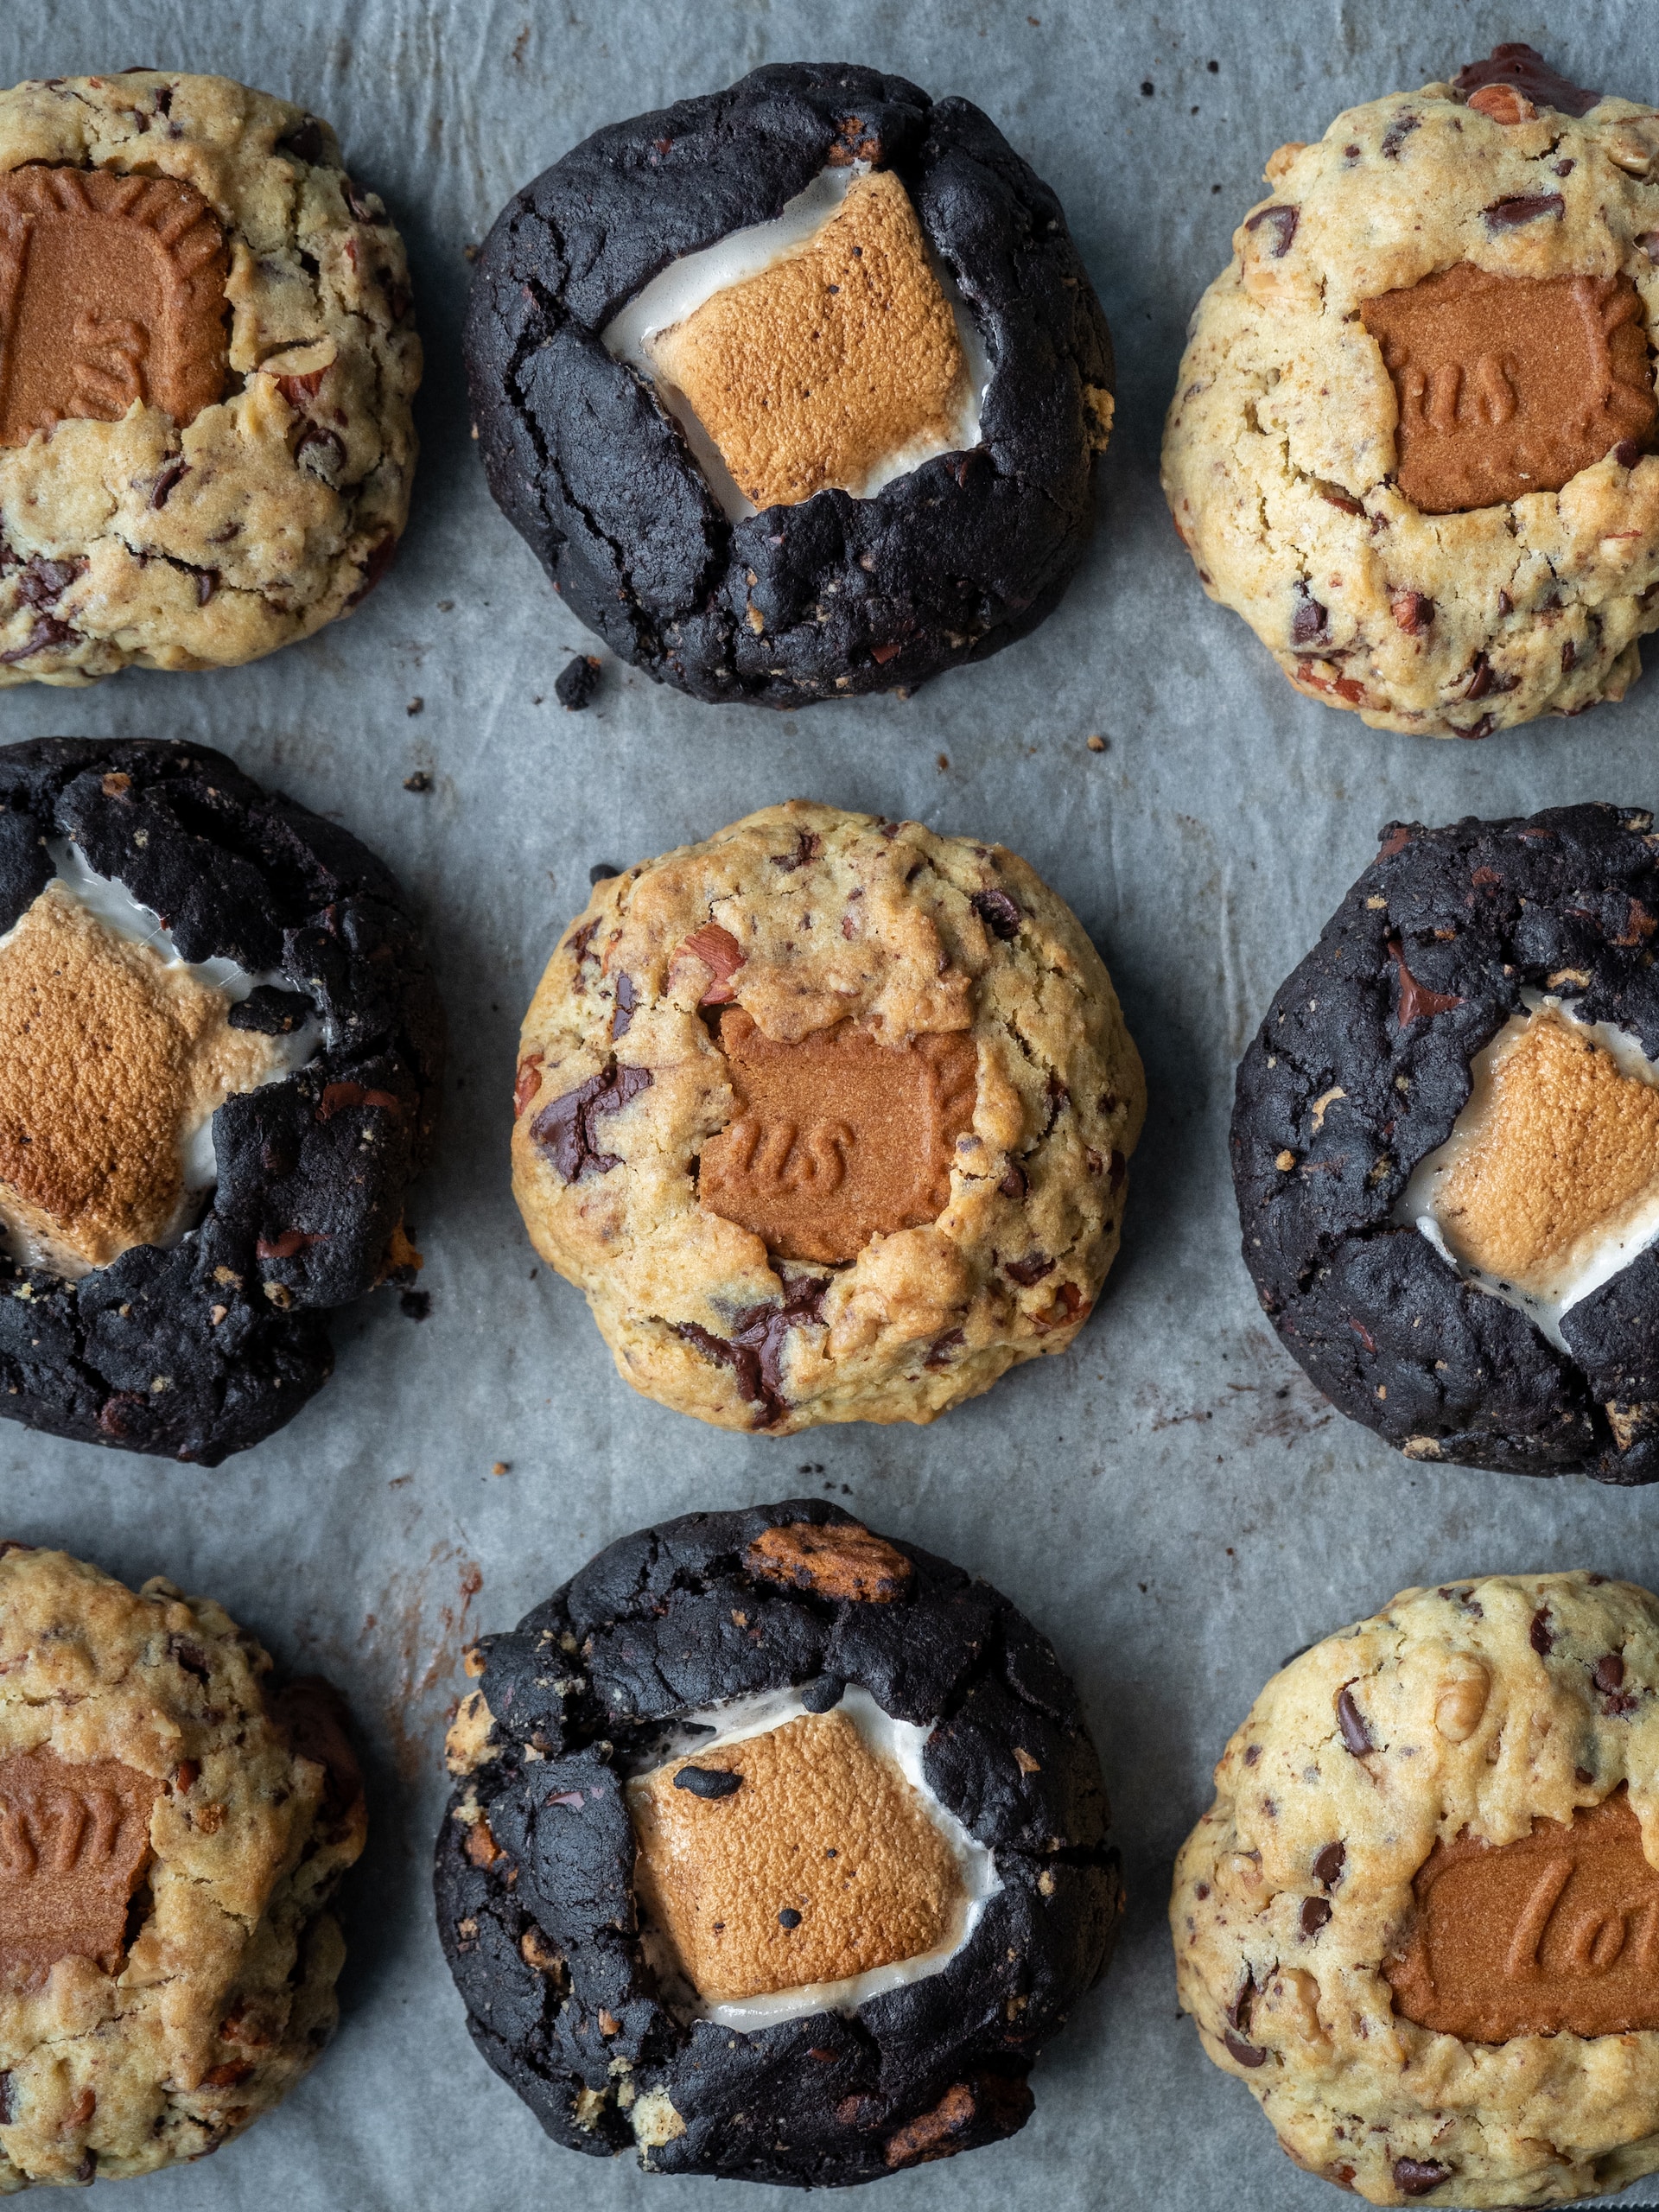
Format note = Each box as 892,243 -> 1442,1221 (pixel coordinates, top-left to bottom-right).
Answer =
0,166 -> 229,449
1432,1006 -> 1659,1295
629,1708 -> 964,2003
699,1007 -> 977,1264
0,882 -> 283,1271
1385,1787 -> 1659,2041
1359,265 -> 1656,514
647,168 -> 969,511
0,1747 -> 158,1981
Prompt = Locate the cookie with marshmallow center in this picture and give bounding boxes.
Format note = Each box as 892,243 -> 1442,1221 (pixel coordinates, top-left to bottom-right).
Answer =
436,1501 -> 1121,2184
465,61 -> 1113,706
1233,802 -> 1659,1484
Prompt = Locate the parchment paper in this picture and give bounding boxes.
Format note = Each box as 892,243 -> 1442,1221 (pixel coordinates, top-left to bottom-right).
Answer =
2,3 -> 1656,2206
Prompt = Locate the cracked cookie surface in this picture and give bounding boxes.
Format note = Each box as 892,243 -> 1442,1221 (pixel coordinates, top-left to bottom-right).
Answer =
1173,1572 -> 1659,2207
0,71 -> 419,687
1162,47 -> 1659,737
0,737 -> 445,1465
1232,802 -> 1659,1484
0,1543 -> 365,2190
435,1499 -> 1121,2184
511,801 -> 1143,1433
465,62 -> 1113,706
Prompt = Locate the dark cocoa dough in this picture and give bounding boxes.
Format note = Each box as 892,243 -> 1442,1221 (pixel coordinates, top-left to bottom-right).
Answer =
464,62 -> 1114,708
0,737 -> 445,1465
1232,802 -> 1659,1484
435,1500 -> 1121,2185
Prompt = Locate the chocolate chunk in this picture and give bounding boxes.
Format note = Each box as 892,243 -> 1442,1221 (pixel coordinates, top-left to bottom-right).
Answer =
1290,583 -> 1327,645
555,653 -> 601,710
1335,1688 -> 1373,1756
1484,193 -> 1565,232
1222,2030 -> 1266,2067
1393,2159 -> 1452,2198
677,1279 -> 828,1427
1313,1840 -> 1345,1888
531,1061 -> 653,1183
588,862 -> 621,884
611,973 -> 637,1039
1388,938 -> 1465,1027
970,888 -> 1021,941
1593,1652 -> 1626,1694
1454,43 -> 1599,118
673,1764 -> 742,1799
1003,1251 -> 1055,1287
777,1906 -> 802,1928
1530,1608 -> 1554,1656
277,118 -> 329,163
1300,1895 -> 1332,1939
1244,204 -> 1299,257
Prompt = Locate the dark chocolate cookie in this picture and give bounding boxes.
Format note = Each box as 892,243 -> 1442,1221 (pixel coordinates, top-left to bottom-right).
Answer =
0,737 -> 444,1464
435,1501 -> 1121,2184
1233,802 -> 1659,1484
465,63 -> 1114,707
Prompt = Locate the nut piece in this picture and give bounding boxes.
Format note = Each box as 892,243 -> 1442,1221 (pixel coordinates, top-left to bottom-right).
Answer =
1433,1659 -> 1491,1741
745,1519 -> 912,1604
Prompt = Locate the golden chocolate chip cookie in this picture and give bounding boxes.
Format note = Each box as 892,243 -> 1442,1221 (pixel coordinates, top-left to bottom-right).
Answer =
1173,1572 -> 1659,2206
511,802 -> 1144,1432
0,70 -> 419,686
0,1543 -> 365,2187
1162,44 -> 1659,737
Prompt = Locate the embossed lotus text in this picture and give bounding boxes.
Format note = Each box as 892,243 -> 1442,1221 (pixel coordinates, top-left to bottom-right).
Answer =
1385,1787 -> 1659,2040
700,1011 -> 977,1263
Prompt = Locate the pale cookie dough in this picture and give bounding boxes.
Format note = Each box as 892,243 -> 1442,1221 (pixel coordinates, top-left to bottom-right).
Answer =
0,1543 -> 365,2190
0,71 -> 419,686
510,802 -> 1144,1433
1173,1572 -> 1659,2206
1162,51 -> 1659,736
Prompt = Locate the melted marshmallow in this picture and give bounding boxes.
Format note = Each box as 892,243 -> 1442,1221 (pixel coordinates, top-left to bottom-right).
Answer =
1400,991 -> 1659,1350
603,165 -> 990,520
627,1683 -> 998,2031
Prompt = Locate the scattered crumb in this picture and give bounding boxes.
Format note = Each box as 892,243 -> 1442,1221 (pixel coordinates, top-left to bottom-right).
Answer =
389,1476 -> 411,1490
1087,733 -> 1108,753
400,1289 -> 432,1319
407,696 -> 423,716
463,243 -> 480,264
1141,79 -> 1154,96
556,653 -> 602,710
1208,58 -> 1219,72
936,752 -> 949,770
436,600 -> 454,612
491,1460 -> 510,1477
589,862 -> 621,885
512,22 -> 530,64
403,770 -> 431,792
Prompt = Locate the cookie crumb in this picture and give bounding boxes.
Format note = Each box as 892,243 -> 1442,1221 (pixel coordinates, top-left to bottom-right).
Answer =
491,1460 -> 510,1476
406,696 -> 423,716
400,1289 -> 431,1319
403,771 -> 431,792
556,654 -> 601,710
1087,733 -> 1107,753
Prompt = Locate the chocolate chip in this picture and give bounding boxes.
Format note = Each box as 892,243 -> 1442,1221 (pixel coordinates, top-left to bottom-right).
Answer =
1003,1251 -> 1055,1287
1313,1840 -> 1345,1889
674,1764 -> 741,1799
1529,1607 -> 1554,1656
1336,1687 -> 1373,1757
555,653 -> 601,709
997,1163 -> 1028,1201
1244,203 -> 1299,257
16,555 -> 85,607
1484,192 -> 1565,232
531,1062 -> 654,1183
971,887 -> 1021,940
1615,441 -> 1643,468
677,1278 -> 829,1428
1222,2031 -> 1265,2067
1380,111 -> 1420,159
778,1907 -> 803,1928
150,456 -> 189,508
1575,1764 -> 1595,1785
1593,1653 -> 1625,1694
588,863 -> 621,884
800,1674 -> 845,1713
1290,582 -> 1327,645
770,830 -> 822,872
1393,2158 -> 1452,2197
0,2073 -> 11,2126
1300,1896 -> 1332,1939
277,118 -> 328,164
612,972 -> 637,1039
169,1637 -> 211,1684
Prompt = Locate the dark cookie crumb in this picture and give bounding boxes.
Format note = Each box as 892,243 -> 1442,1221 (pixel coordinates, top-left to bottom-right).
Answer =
555,654 -> 602,710
403,770 -> 431,792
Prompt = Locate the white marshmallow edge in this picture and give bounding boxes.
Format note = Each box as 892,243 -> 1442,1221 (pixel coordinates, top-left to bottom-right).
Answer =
626,1682 -> 1000,2031
602,164 -> 992,522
